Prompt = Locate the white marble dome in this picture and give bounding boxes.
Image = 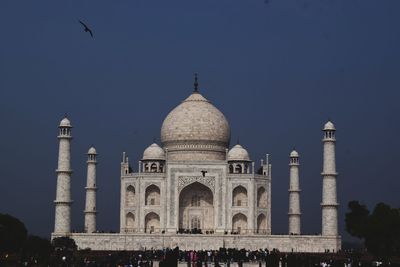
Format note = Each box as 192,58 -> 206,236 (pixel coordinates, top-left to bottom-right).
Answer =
290,150 -> 299,157
88,147 -> 97,154
161,92 -> 230,161
59,117 -> 71,127
227,144 -> 250,161
323,121 -> 336,131
142,143 -> 165,160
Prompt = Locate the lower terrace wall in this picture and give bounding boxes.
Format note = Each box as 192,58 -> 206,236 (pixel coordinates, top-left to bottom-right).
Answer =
53,233 -> 341,253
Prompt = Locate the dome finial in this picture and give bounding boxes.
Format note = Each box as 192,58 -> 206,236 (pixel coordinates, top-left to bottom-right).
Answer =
237,137 -> 240,145
194,73 -> 199,92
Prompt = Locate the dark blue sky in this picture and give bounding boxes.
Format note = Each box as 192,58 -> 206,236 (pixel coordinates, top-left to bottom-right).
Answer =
0,0 -> 399,241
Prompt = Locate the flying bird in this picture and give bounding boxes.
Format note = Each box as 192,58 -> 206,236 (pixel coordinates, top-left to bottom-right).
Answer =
79,20 -> 93,38
201,170 -> 207,177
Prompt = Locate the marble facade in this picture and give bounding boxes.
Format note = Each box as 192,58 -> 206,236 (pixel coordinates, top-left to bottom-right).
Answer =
52,81 -> 341,252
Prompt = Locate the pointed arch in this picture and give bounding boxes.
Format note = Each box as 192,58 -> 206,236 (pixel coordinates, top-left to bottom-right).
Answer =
232,185 -> 248,206
145,212 -> 160,233
179,182 -> 214,231
232,213 -> 247,234
145,184 -> 160,205
235,164 -> 242,174
257,186 -> 267,208
126,185 -> 135,206
125,212 -> 135,232
150,163 -> 157,172
257,213 -> 267,234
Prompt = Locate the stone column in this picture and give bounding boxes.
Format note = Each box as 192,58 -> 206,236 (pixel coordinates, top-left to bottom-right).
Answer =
248,182 -> 255,234
288,149 -> 301,235
321,121 -> 339,236
84,147 -> 97,233
54,117 -> 73,234
139,177 -> 145,233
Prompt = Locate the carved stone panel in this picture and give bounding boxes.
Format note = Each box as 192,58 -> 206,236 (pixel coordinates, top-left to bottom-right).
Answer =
178,176 -> 215,193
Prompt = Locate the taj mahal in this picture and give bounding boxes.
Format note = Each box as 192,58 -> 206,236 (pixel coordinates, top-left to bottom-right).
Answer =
51,76 -> 341,252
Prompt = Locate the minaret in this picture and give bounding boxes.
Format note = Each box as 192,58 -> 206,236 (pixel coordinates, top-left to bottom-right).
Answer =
288,149 -> 301,234
84,146 -> 98,233
54,117 -> 73,234
321,120 -> 339,236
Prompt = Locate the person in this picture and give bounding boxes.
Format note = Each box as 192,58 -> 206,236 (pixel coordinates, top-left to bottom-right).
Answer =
207,250 -> 212,263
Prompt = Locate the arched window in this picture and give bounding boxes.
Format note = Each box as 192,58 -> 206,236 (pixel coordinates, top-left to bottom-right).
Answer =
145,184 -> 160,205
150,163 -> 157,172
229,165 -> 233,174
235,164 -> 242,174
232,186 -> 248,206
126,185 -> 135,206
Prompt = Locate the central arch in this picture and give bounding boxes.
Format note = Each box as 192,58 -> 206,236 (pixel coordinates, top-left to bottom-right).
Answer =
179,182 -> 214,231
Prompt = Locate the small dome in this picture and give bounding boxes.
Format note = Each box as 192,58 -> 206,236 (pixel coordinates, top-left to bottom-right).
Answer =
227,144 -> 250,161
323,121 -> 336,131
88,147 -> 97,154
59,117 -> 71,127
142,143 -> 165,160
290,150 -> 299,157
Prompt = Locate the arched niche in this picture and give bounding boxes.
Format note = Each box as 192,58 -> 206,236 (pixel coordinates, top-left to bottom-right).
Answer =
125,212 -> 135,232
232,185 -> 248,207
257,186 -> 267,208
232,213 -> 247,234
257,213 -> 267,234
145,184 -> 160,205
126,185 -> 135,206
145,212 -> 160,233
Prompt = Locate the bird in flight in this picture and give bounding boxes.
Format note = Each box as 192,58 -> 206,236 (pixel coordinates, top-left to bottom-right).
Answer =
79,20 -> 93,38
201,170 -> 207,177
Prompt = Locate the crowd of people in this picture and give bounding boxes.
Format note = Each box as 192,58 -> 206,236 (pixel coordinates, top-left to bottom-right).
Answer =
47,248 -> 399,267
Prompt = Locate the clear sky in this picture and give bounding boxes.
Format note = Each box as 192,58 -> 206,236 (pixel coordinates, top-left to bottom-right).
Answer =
0,0 -> 399,241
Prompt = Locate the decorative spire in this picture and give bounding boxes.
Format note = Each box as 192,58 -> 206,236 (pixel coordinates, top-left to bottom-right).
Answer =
194,73 -> 199,92
236,137 -> 240,145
